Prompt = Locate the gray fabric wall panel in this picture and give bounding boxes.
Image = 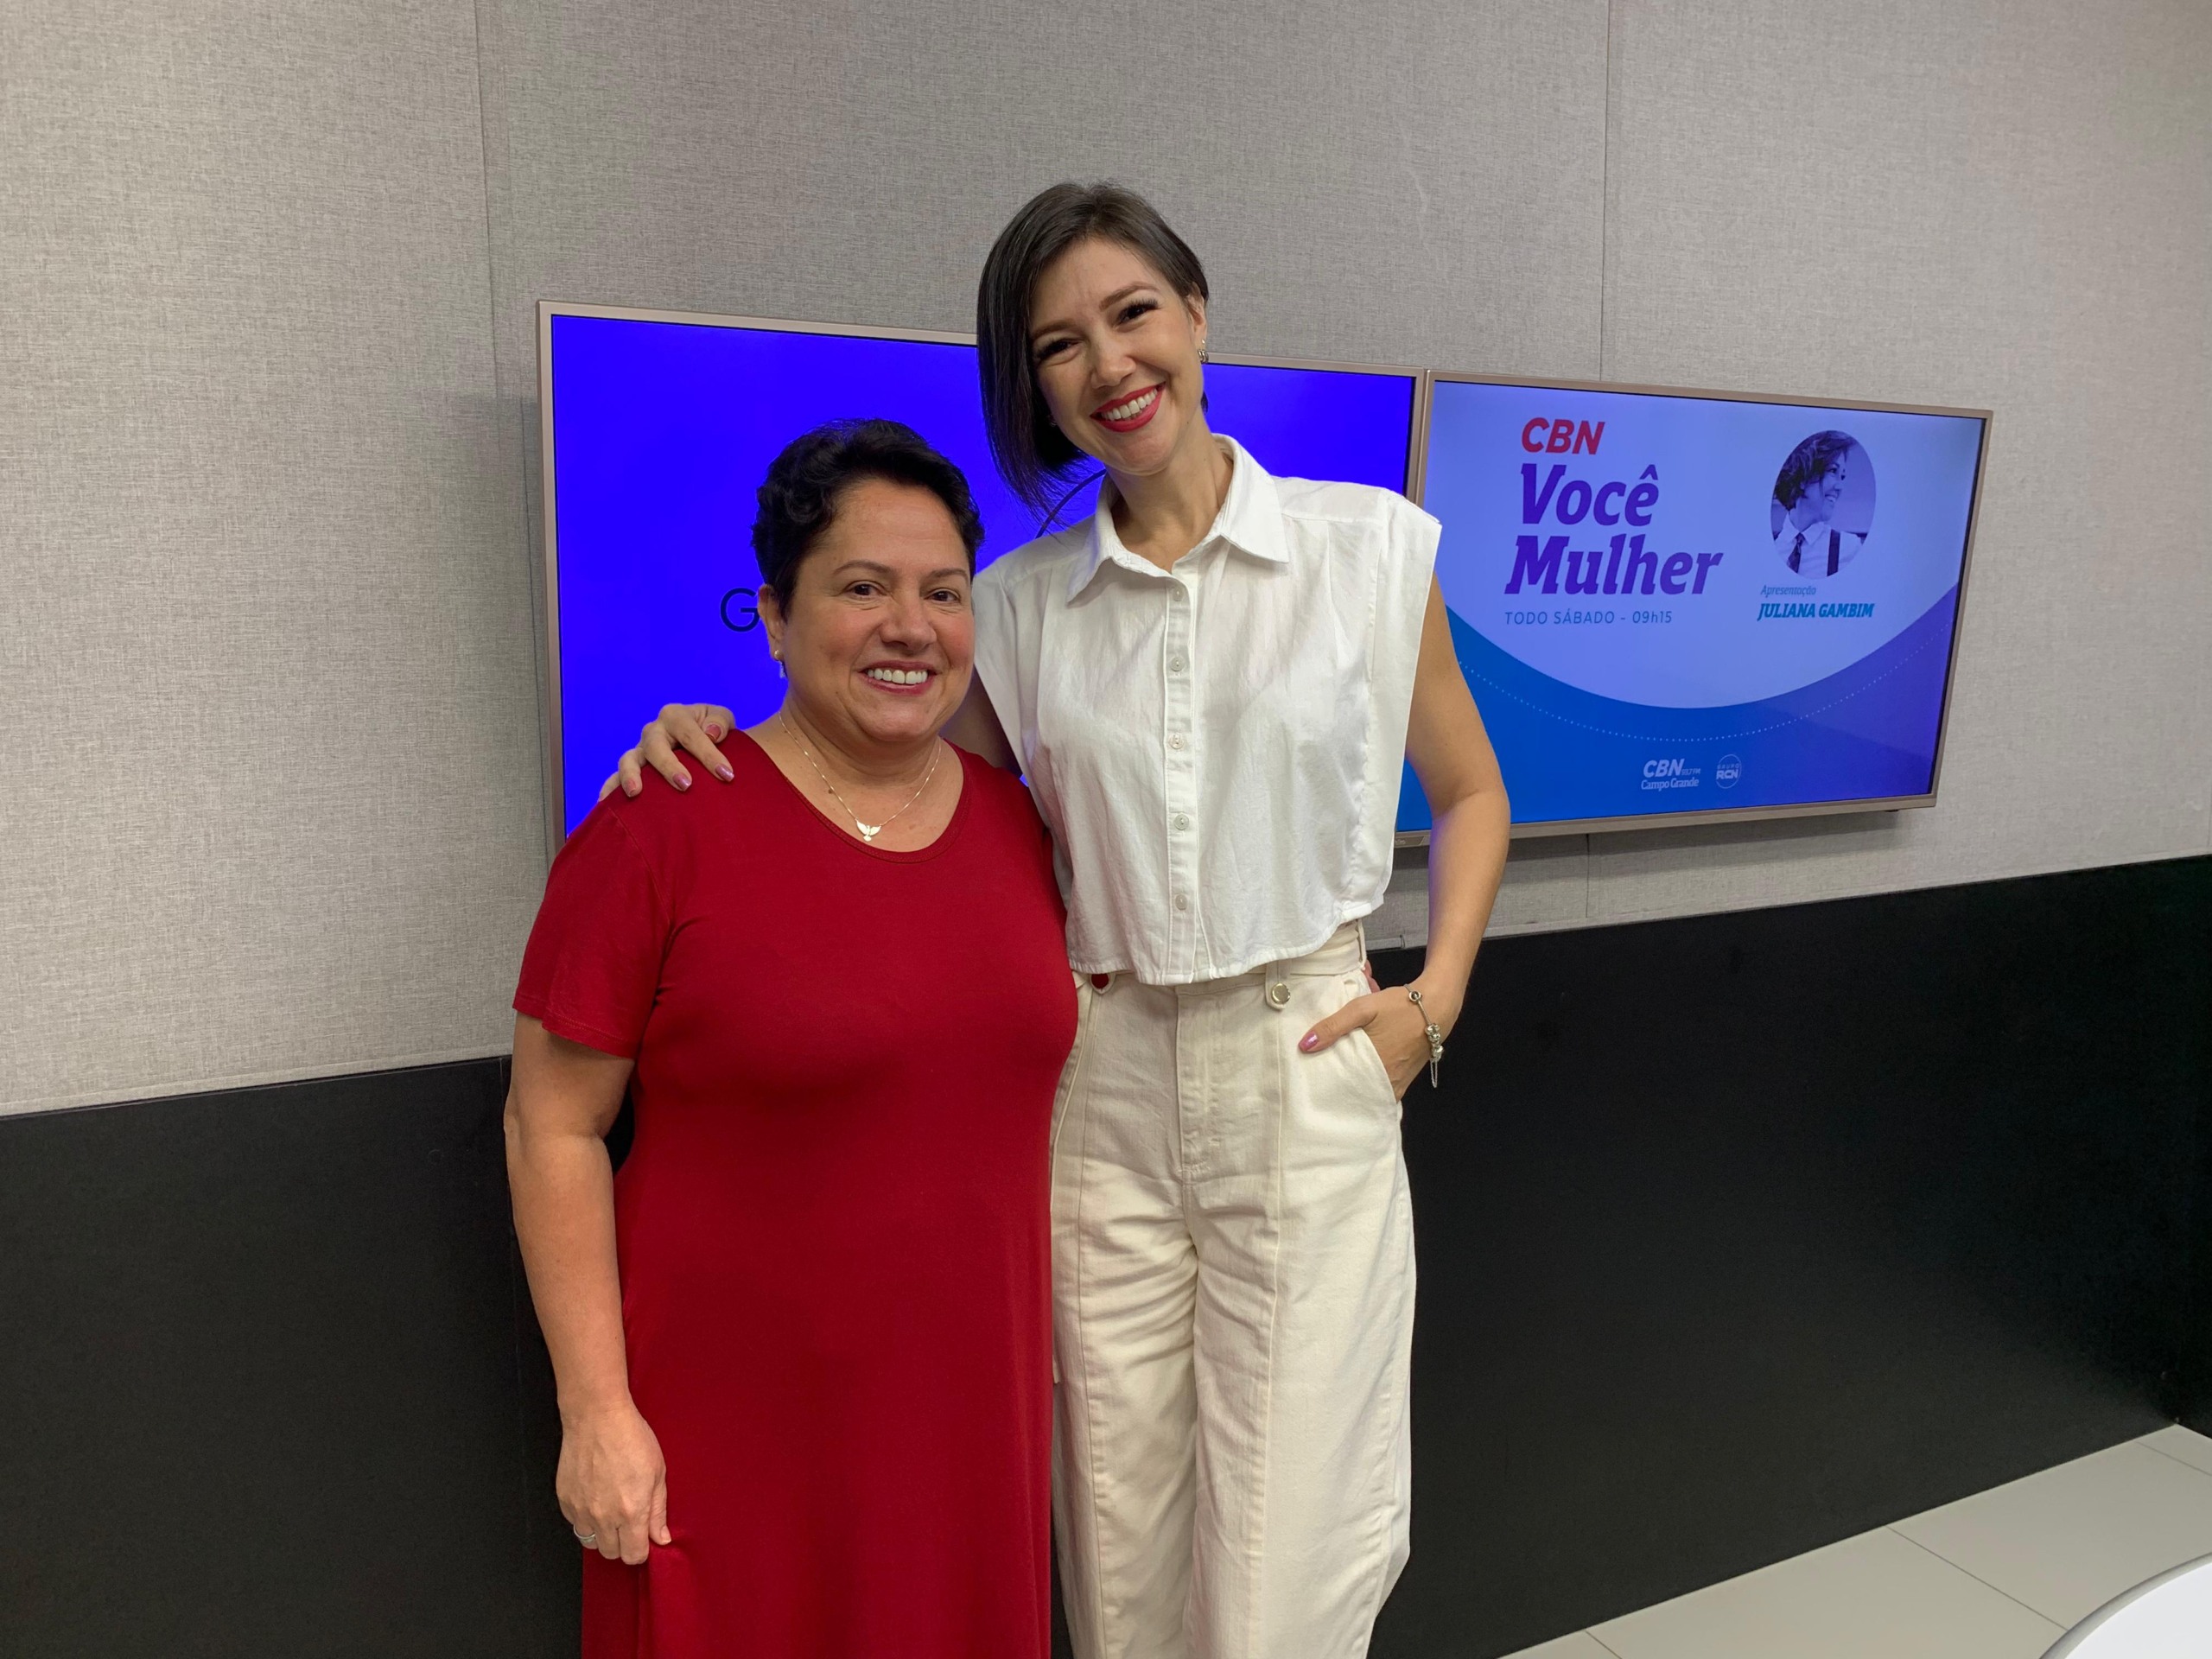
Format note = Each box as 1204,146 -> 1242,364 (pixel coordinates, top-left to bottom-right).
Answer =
0,3 -> 543,1115
474,0 -> 1610,385
1583,0 -> 2212,926
8,2 -> 2209,1113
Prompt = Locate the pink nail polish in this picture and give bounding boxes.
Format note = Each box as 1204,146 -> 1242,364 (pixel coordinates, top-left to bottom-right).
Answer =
715,765 -> 734,782
673,772 -> 690,791
1299,1033 -> 1319,1051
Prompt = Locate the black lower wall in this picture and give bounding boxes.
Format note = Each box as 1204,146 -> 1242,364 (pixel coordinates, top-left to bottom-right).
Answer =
0,1060 -> 572,1657
1374,853 -> 2210,1656
3,856 -> 2205,1658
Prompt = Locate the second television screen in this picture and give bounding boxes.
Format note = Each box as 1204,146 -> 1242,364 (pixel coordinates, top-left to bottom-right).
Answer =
1414,376 -> 1986,833
546,309 -> 1419,836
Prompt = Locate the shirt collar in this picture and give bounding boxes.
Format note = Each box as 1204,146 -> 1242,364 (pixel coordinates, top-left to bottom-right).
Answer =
1067,435 -> 1287,600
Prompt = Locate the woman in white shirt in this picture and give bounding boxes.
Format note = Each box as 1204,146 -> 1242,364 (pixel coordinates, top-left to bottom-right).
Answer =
613,182 -> 1510,1659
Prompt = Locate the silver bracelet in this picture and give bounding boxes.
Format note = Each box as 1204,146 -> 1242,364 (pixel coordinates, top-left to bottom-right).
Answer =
1406,988 -> 1445,1088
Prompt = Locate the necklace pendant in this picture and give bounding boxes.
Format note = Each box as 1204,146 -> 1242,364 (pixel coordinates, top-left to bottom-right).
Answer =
855,822 -> 883,842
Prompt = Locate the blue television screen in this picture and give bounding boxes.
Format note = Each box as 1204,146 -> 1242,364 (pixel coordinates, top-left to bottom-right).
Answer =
1409,376 -> 1987,833
543,308 -> 1419,836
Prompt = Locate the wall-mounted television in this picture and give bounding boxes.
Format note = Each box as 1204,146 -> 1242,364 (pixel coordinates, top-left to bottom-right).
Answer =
539,302 -> 1424,839
1406,373 -> 1990,837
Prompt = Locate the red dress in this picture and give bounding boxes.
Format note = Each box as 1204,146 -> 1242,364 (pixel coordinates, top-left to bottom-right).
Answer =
514,739 -> 1073,1658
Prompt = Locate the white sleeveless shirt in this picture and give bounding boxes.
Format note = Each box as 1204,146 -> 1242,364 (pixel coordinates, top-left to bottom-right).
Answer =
971,438 -> 1438,984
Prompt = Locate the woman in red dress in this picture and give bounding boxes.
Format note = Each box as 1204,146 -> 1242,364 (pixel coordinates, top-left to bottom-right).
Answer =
504,419 -> 1075,1657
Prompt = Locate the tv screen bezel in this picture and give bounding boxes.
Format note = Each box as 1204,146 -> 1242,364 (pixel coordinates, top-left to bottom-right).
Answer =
1412,368 -> 1993,842
535,298 -> 1428,847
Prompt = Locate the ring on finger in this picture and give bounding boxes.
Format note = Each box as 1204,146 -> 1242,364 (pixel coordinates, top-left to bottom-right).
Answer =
575,1529 -> 597,1547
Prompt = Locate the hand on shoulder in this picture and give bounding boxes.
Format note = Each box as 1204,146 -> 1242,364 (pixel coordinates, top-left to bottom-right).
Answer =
599,702 -> 740,804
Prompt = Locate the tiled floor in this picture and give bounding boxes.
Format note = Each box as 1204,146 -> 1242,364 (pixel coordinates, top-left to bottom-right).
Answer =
1504,1426 -> 2212,1659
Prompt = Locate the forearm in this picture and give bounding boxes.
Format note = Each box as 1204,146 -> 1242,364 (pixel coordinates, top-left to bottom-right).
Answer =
944,671 -> 1017,770
1411,775 -> 1510,1030
505,1108 -> 632,1424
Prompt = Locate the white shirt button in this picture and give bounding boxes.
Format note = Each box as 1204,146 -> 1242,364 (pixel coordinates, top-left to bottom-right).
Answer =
1168,734 -> 1185,750
1173,893 -> 1189,912
1173,813 -> 1190,831
1168,655 -> 1185,673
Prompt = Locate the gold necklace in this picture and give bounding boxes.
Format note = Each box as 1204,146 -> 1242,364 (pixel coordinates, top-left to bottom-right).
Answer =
778,712 -> 943,844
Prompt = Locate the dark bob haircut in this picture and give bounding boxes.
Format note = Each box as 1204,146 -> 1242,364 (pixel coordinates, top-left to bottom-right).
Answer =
751,418 -> 984,600
976,181 -> 1211,518
1773,430 -> 1857,510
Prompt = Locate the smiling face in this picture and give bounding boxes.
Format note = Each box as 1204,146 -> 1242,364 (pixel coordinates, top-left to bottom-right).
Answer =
1794,455 -> 1847,526
1027,236 -> 1211,485
760,476 -> 974,759
1810,455 -> 1847,515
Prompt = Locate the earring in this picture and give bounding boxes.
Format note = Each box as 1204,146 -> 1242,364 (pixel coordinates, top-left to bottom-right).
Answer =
1198,338 -> 1210,363
771,647 -> 785,679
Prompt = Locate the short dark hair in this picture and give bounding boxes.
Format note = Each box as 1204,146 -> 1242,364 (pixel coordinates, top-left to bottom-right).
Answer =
1774,431 -> 1857,509
750,418 -> 984,599
976,181 -> 1211,518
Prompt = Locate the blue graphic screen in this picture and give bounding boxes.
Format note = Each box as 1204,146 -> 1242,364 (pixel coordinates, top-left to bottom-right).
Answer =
547,312 -> 1418,835
1408,378 -> 1986,830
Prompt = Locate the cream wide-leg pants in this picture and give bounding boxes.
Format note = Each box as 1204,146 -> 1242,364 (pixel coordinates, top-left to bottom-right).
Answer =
1049,923 -> 1416,1659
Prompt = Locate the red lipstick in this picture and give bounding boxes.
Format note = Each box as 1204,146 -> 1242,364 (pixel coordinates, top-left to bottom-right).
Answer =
1091,384 -> 1164,434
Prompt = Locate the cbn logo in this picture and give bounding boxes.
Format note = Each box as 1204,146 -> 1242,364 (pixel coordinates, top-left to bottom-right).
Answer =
1642,759 -> 1688,779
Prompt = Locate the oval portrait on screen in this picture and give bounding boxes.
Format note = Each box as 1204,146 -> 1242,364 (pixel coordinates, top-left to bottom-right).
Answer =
1770,431 -> 1875,580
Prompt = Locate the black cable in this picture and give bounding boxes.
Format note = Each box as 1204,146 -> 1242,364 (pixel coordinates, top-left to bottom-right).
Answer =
1038,467 -> 1105,534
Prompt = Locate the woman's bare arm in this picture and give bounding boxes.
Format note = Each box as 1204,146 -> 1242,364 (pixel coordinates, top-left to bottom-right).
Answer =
1400,578 -> 1511,1030
942,672 -> 1018,771
1300,579 -> 1509,1090
604,671 -> 1017,800
505,1016 -> 671,1564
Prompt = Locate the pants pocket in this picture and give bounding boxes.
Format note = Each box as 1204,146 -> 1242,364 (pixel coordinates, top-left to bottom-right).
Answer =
1351,1027 -> 1400,1106
1324,972 -> 1402,1113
